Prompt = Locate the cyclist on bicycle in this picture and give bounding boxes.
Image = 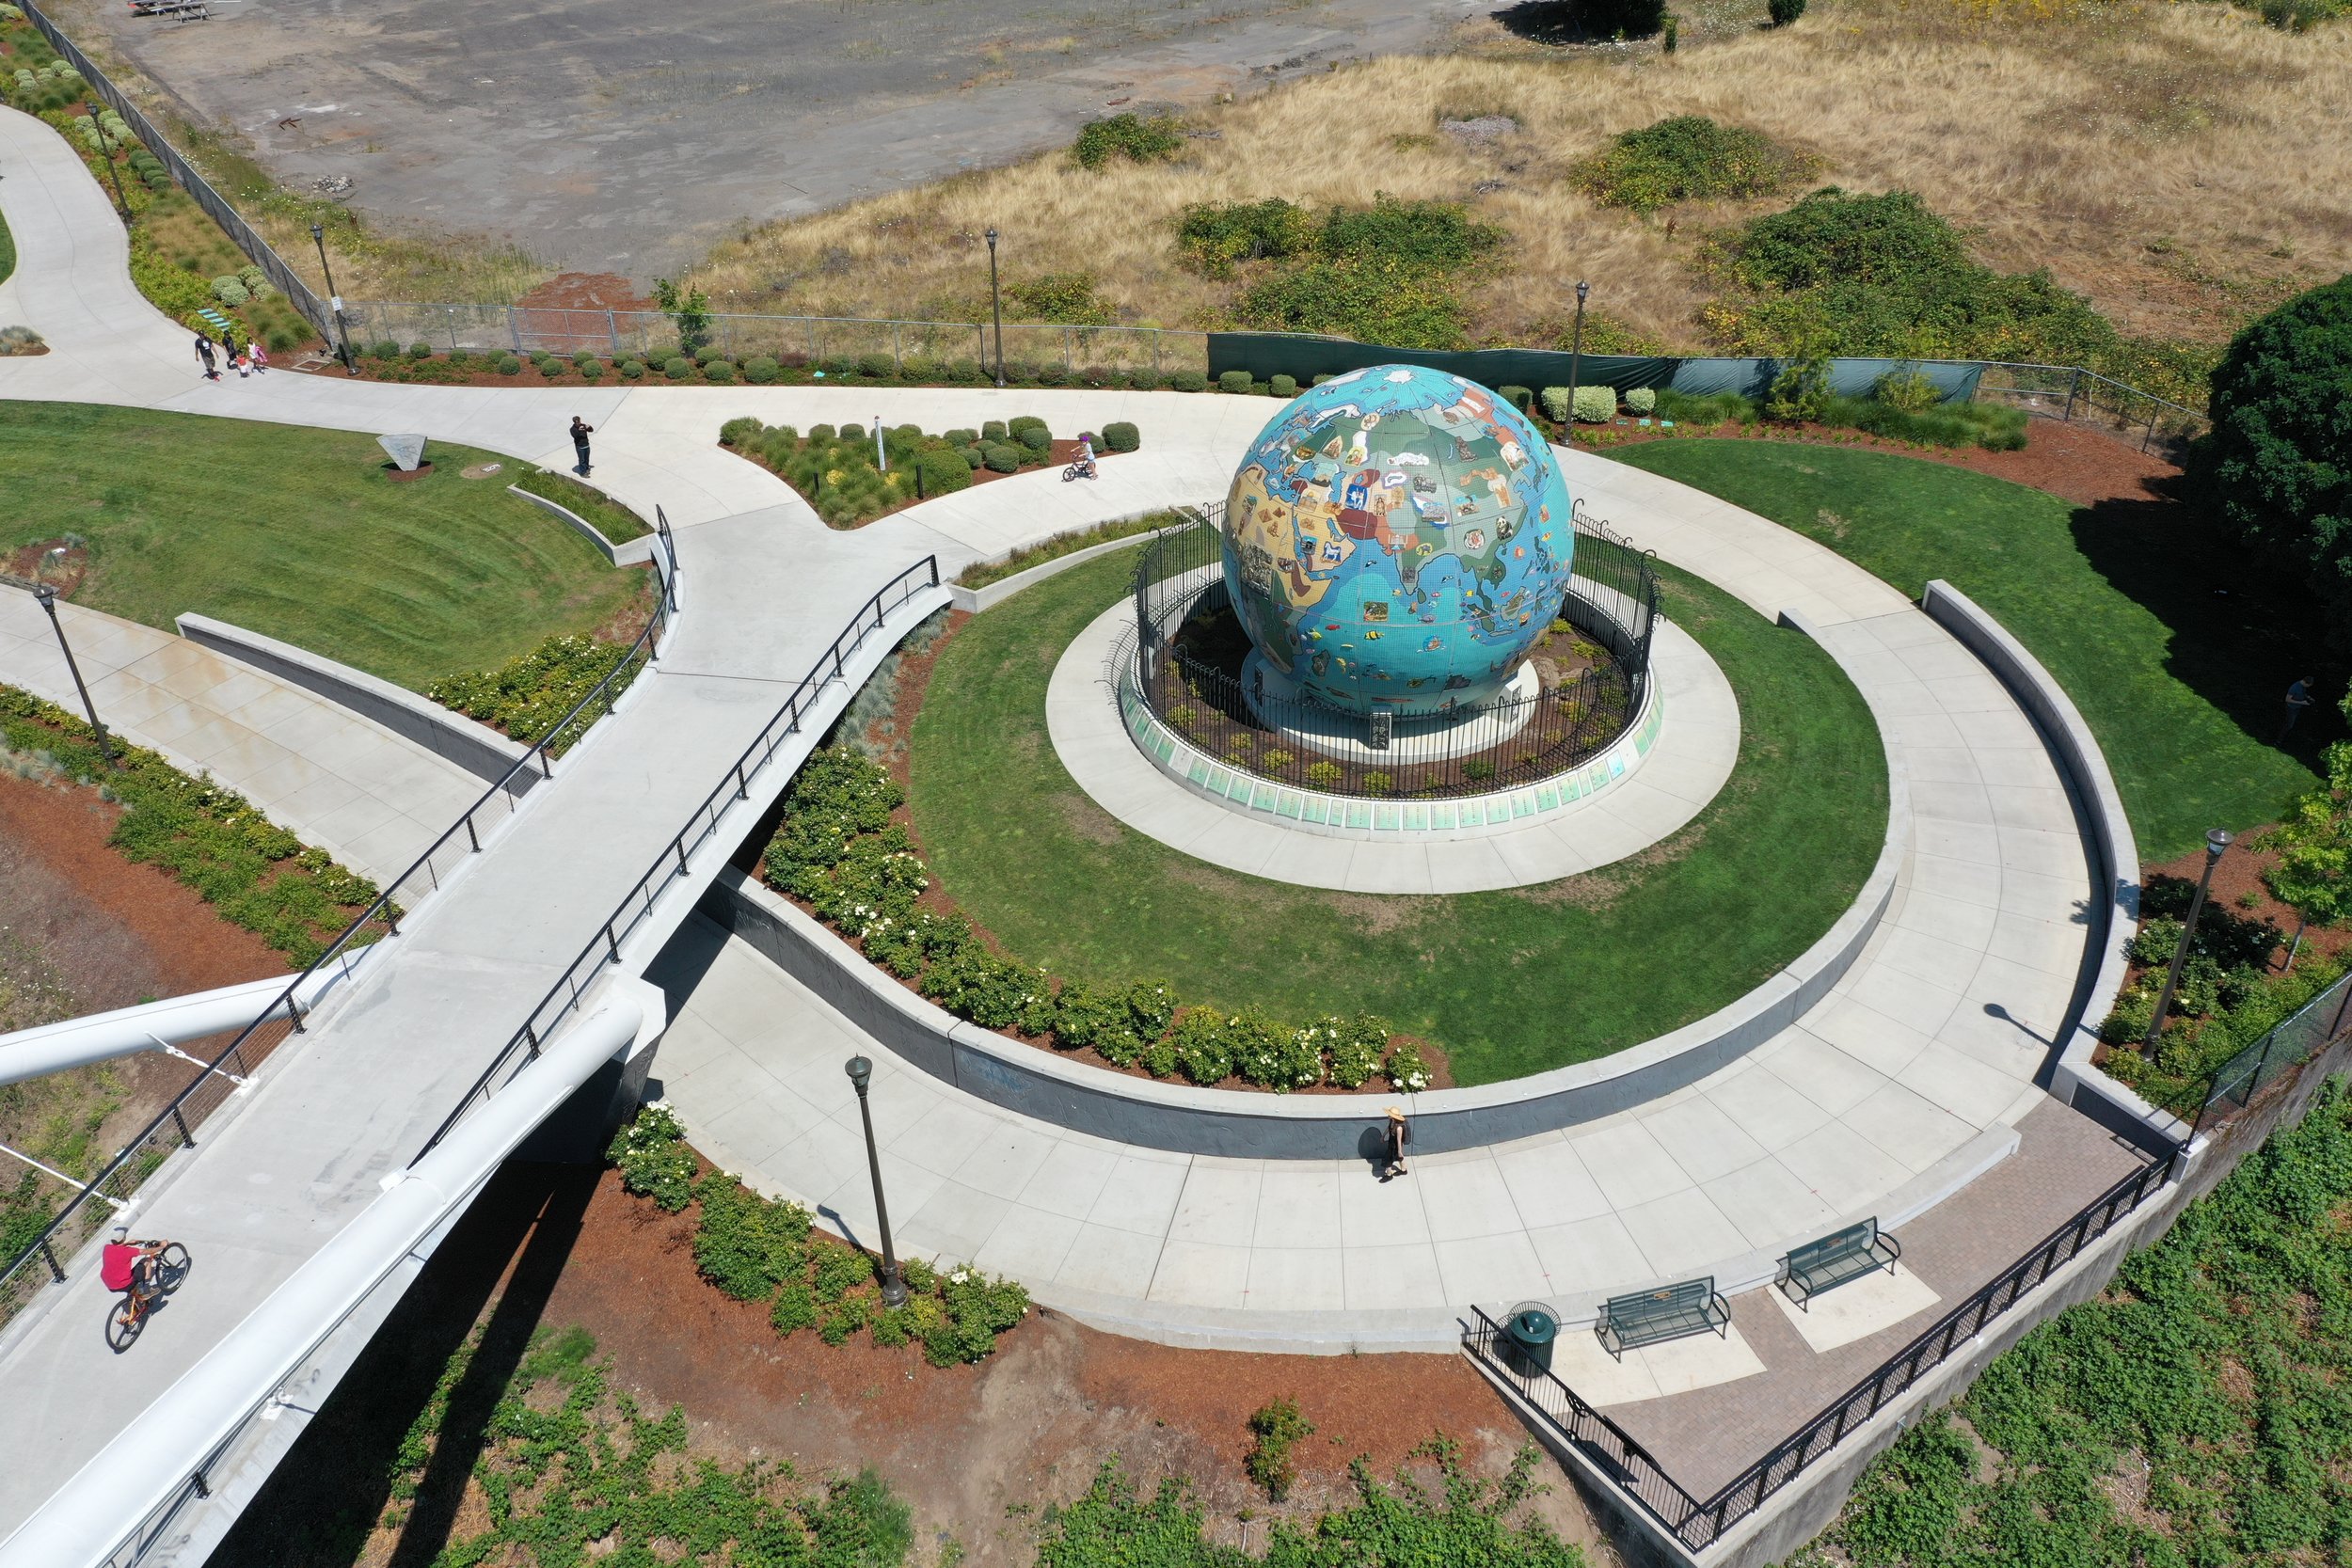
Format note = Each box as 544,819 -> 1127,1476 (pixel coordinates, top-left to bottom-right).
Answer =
1073,432 -> 1099,480
102,1227 -> 159,1307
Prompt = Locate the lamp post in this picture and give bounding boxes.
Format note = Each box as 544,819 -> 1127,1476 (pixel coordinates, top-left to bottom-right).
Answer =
1563,278 -> 1591,440
32,584 -> 116,768
985,227 -> 1006,389
844,1056 -> 909,1308
2144,829 -> 2233,1052
86,102 -> 130,225
310,223 -> 356,374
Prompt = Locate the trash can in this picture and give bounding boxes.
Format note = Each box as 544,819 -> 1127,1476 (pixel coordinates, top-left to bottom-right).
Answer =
1500,1301 -> 1557,1377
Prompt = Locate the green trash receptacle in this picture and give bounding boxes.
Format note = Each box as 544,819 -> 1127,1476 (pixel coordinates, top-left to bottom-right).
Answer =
1501,1301 -> 1557,1377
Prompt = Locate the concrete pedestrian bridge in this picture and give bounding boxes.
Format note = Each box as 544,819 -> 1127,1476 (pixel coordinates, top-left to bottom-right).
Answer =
0,100 -> 2177,1568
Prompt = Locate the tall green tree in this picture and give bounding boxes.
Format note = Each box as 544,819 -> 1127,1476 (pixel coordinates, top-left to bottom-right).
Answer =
2264,699 -> 2352,967
2188,274 -> 2352,642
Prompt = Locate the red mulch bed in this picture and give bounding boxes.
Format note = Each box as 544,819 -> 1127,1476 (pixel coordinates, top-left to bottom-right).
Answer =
215,1162 -> 1597,1568
511,272 -> 657,314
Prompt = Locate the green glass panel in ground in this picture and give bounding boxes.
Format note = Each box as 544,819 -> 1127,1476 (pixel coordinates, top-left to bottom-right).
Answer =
0,402 -> 644,691
908,547 -> 1886,1086
1611,440 -> 2323,862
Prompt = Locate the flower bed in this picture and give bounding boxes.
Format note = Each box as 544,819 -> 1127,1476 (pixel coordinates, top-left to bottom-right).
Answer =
759,747 -> 1432,1093
607,1103 -> 1029,1365
0,683 -> 380,965
425,633 -> 644,755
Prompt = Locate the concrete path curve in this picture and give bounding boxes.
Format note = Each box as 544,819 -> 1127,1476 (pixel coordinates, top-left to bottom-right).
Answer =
0,95 -> 2130,1546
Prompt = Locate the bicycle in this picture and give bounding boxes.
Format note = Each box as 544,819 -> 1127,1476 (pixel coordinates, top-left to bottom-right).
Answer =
103,1237 -> 191,1352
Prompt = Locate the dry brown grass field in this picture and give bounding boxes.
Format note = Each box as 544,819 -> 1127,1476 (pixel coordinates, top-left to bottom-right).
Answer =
690,0 -> 2352,356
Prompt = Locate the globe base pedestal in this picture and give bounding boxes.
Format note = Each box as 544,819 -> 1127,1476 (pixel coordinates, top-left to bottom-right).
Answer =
1240,651 -> 1541,765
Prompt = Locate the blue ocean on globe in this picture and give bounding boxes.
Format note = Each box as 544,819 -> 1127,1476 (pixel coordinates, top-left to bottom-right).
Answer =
1220,364 -> 1576,716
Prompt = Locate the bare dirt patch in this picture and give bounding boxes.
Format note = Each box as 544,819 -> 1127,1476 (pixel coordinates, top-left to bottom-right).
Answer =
512,273 -> 657,313
1051,791 -> 1122,847
218,1163 -> 1612,1568
1,536 -> 90,596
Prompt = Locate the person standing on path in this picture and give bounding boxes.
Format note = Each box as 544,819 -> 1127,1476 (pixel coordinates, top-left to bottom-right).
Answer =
1381,1106 -> 1410,1180
248,340 -> 269,374
569,416 -> 594,477
194,334 -> 217,380
2281,675 -> 2318,741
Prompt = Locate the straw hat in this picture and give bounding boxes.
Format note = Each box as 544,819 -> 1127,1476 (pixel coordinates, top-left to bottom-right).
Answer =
1385,1106 -> 1406,1121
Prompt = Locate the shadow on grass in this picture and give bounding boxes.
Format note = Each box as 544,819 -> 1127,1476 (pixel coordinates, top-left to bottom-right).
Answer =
209,1163 -> 596,1568
1489,0 -> 1664,43
2067,479 -> 2345,772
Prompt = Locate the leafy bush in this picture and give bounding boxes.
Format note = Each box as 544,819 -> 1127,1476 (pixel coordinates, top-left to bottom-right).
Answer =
1168,370 -> 1207,392
1007,272 -> 1113,325
703,358 -> 738,383
914,447 -> 972,498
1218,370 -> 1253,394
210,276 -> 248,307
692,1175 -> 815,1300
1580,116 -> 1814,214
1764,351 -> 1831,423
1625,386 -> 1658,415
606,1102 -> 699,1212
2185,276 -> 2352,640
1324,1015 -> 1391,1088
981,442 -> 1022,473
617,359 -> 644,380
1245,1398 -> 1316,1500
1874,368 -> 1942,410
1386,1039 -> 1432,1091
538,356 -> 564,378
1570,385 -> 1616,422
1269,374 -> 1297,398
1100,420 -> 1141,453
1015,424 -> 1054,455
662,356 -> 693,380
496,354 -> 522,375
1073,111 -> 1185,169
426,633 -> 640,751
1175,198 -> 1316,277
743,355 -> 780,384
1769,0 -> 1804,21
1497,384 -> 1534,414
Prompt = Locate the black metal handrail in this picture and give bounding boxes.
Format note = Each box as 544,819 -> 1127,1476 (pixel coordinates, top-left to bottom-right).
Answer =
410,554 -> 943,1160
0,588 -> 671,1307
1465,1155 -> 2173,1550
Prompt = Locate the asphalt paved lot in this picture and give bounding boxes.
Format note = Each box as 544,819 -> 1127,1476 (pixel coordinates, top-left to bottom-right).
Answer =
69,0 -> 1468,278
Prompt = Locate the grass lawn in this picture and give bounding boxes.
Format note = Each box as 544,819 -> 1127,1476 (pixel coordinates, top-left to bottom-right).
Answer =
909,547 -> 1886,1086
1612,440 -> 2326,863
0,403 -> 646,690
0,206 -> 13,286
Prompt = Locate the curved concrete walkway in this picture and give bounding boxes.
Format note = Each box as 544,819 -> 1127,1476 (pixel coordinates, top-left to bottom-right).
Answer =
0,95 -> 2124,1544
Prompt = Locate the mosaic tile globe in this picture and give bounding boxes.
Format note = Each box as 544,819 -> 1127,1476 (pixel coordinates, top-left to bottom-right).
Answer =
1221,364 -> 1576,716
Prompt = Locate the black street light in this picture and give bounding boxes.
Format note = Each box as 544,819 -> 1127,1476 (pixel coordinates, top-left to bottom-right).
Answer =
86,102 -> 130,225
844,1056 -> 909,1308
310,222 -> 356,375
32,584 -> 116,768
2144,829 -> 2233,1051
985,227 -> 1006,389
1564,278 -> 1591,440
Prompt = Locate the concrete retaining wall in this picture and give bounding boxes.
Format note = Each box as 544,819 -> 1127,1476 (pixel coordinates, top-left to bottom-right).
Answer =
1918,580 -> 2180,1153
946,525 -> 1167,613
175,613 -> 539,792
507,483 -> 659,567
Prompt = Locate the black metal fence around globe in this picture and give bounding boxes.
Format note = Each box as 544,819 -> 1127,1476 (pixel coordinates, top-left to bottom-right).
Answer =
1131,506 -> 1660,800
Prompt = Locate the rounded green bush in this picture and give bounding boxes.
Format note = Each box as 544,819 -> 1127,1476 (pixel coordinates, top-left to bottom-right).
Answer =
664,357 -> 693,380
1016,424 -> 1053,455
1270,373 -> 1298,398
901,355 -> 942,382
704,359 -> 739,383
1036,363 -> 1072,387
618,359 -> 644,380
1101,420 -> 1141,453
210,277 -> 249,307
580,360 -> 604,381
692,344 -> 723,366
914,448 -> 973,498
1217,370 -> 1253,394
981,443 -> 1022,474
497,355 -> 522,376
942,427 -> 977,448
743,356 -> 781,385
264,325 -> 299,354
447,348 -> 471,368
539,357 -> 565,378
948,358 -> 982,383
855,352 -> 894,379
1127,368 -> 1162,391
1169,370 -> 1208,393
810,423 -> 837,444
961,444 -> 985,469
980,420 -> 1008,443
409,341 -> 433,360
369,340 -> 400,360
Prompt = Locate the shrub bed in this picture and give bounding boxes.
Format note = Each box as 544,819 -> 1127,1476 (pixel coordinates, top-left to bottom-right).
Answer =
508,467 -> 653,542
953,509 -> 1187,590
425,633 -> 644,753
719,417 -> 1068,528
606,1103 -> 1030,1365
0,684 -> 380,964
761,747 -> 1427,1093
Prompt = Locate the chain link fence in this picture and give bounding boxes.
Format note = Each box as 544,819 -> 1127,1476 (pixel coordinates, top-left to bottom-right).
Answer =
14,0 -> 330,336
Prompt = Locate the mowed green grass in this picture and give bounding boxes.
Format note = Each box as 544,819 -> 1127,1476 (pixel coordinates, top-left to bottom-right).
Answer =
909,547 -> 1886,1085
0,206 -> 15,286
0,403 -> 644,689
1612,440 -> 2322,861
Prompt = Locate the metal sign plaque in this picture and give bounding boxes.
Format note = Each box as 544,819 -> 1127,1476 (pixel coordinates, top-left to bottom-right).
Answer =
377,434 -> 427,470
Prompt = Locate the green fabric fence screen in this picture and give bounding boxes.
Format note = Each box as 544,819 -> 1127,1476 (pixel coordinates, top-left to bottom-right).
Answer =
1205,334 -> 1985,405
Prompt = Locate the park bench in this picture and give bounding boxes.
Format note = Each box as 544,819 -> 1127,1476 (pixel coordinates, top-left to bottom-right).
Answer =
1776,1218 -> 1902,1310
1595,1276 -> 1730,1358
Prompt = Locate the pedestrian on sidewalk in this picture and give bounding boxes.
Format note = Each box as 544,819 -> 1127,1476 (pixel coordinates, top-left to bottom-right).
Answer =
194,333 -> 217,379
2281,675 -> 2318,741
1380,1106 -> 1410,1180
232,342 -> 251,378
569,415 -> 594,477
248,339 -> 269,373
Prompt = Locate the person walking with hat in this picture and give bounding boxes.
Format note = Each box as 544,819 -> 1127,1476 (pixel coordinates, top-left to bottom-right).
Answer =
194,333 -> 217,380
1382,1106 -> 1410,1180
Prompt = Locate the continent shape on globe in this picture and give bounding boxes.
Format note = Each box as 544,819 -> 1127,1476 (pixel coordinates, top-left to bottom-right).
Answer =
1220,364 -> 1577,716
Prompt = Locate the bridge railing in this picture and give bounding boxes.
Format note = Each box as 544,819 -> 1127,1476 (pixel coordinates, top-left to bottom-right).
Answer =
0,584 -> 673,1328
413,553 -> 942,1160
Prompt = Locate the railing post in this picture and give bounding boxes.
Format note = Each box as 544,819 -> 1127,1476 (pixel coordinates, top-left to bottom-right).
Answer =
676,839 -> 690,876
524,1022 -> 541,1060
171,1105 -> 194,1148
605,921 -> 620,960
386,903 -> 401,936
508,307 -> 521,354
466,814 -> 481,853
40,1238 -> 64,1284
2062,366 -> 2081,422
735,762 -> 750,800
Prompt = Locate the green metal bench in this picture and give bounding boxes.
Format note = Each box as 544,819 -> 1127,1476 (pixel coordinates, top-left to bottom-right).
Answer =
1595,1276 -> 1730,1358
1777,1218 -> 1902,1310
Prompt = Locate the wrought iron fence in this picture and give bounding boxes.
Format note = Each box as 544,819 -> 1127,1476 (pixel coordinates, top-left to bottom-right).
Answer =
2191,970 -> 2352,1139
412,555 -> 942,1160
0,588 -> 672,1328
12,0 -> 330,336
335,303 -> 1210,378
1465,1155 -> 2173,1552
1129,508 -> 1659,800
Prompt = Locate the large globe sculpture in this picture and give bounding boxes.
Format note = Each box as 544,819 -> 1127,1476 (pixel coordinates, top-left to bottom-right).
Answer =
1221,364 -> 1576,717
